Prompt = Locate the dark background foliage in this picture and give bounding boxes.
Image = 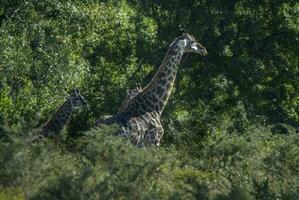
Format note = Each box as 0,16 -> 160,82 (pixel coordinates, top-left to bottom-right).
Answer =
0,0 -> 298,199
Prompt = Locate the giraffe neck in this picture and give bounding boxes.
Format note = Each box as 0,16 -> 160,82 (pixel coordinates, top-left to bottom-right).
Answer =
134,38 -> 187,114
42,99 -> 74,135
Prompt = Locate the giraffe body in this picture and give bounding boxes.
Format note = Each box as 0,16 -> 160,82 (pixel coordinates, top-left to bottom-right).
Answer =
97,32 -> 207,147
41,89 -> 87,137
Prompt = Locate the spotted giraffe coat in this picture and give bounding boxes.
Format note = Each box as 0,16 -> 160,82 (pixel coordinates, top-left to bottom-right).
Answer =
96,33 -> 207,147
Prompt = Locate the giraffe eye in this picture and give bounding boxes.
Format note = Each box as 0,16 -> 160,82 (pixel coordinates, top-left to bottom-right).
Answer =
189,41 -> 196,46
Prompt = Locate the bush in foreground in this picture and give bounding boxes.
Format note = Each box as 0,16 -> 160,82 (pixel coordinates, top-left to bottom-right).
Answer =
0,120 -> 298,200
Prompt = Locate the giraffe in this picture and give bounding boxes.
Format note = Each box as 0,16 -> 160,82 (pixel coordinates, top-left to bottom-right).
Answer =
96,31 -> 207,147
118,84 -> 143,113
95,84 -> 143,124
40,88 -> 87,138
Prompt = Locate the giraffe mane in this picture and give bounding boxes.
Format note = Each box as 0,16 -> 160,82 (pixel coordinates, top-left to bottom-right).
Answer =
141,38 -> 180,94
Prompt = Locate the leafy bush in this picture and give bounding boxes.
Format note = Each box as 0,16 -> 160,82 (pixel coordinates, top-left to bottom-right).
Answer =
0,120 -> 298,200
0,0 -> 298,199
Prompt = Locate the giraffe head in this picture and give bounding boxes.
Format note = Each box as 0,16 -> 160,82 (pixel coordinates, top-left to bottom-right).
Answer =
180,31 -> 207,56
69,88 -> 87,108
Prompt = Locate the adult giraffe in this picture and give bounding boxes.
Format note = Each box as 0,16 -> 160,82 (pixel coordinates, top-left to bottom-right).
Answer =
96,31 -> 207,147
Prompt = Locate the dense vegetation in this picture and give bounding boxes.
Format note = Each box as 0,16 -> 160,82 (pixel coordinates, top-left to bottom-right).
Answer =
0,0 -> 298,199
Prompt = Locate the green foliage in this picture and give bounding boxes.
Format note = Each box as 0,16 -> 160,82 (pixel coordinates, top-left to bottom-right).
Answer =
0,0 -> 298,199
0,0 -> 157,125
0,188 -> 24,200
0,121 -> 298,199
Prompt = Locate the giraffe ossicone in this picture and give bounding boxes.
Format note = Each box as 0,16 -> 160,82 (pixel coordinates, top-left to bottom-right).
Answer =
96,32 -> 207,147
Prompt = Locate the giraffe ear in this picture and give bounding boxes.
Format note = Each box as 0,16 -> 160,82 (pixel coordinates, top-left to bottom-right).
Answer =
74,88 -> 80,94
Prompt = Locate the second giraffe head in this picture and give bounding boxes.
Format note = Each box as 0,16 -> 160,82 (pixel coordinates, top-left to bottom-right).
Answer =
69,88 -> 88,108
